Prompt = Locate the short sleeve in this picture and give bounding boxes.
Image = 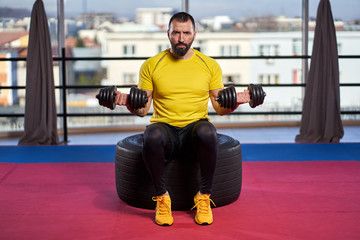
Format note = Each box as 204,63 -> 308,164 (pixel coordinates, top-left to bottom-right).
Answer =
138,59 -> 153,91
209,60 -> 224,90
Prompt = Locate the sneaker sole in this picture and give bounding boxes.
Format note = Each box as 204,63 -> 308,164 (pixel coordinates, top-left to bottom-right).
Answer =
156,223 -> 173,226
155,220 -> 173,226
195,218 -> 213,225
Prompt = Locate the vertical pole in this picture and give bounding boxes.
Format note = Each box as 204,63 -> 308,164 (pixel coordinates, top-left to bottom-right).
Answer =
58,0 -> 65,50
302,0 -> 309,85
61,47 -> 68,143
182,0 -> 189,13
57,0 -> 67,143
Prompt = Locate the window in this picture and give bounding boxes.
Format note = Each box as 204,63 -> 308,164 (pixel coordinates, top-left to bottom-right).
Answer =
157,44 -> 170,53
123,73 -> 137,84
259,44 -> 279,64
292,39 -> 302,56
123,45 -> 136,56
221,45 -> 240,56
259,44 -> 279,56
223,74 -> 241,84
259,74 -> 279,84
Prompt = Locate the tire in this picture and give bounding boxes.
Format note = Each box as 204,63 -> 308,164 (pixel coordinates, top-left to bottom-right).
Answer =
115,133 -> 242,210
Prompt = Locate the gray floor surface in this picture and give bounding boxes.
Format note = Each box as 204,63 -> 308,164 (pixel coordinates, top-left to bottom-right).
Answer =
1,126 -> 359,145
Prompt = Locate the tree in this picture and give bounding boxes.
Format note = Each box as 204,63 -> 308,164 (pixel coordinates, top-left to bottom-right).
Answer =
76,37 -> 85,47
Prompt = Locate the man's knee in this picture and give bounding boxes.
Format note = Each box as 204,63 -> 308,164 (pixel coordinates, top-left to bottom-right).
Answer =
193,121 -> 217,145
144,124 -> 168,146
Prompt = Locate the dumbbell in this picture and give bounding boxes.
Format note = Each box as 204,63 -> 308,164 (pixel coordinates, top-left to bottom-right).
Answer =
96,86 -> 148,110
215,84 -> 266,110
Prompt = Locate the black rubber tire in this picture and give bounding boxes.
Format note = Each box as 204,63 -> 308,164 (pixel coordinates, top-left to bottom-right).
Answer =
115,133 -> 242,210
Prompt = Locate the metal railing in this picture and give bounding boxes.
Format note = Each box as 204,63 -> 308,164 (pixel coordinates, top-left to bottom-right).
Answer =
1,50 -> 360,142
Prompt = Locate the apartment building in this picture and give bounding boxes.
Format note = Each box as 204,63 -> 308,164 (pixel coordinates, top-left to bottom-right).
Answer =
103,29 -> 360,113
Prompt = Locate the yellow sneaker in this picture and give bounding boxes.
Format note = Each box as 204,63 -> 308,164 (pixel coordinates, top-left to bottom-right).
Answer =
191,192 -> 216,225
152,195 -> 173,226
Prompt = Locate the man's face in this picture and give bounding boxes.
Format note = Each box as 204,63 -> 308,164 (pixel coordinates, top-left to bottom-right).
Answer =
168,19 -> 196,57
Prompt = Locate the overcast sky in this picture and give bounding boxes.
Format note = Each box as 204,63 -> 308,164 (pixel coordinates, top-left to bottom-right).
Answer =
1,0 -> 359,21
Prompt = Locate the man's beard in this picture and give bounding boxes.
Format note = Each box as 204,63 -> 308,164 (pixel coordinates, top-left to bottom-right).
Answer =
171,40 -> 194,56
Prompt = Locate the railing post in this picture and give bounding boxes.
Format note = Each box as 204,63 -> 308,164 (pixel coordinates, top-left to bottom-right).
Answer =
302,0 -> 309,85
61,47 -> 68,143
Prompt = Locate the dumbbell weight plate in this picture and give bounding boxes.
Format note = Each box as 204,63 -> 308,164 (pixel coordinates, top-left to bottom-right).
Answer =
134,87 -> 139,110
109,86 -> 117,110
127,86 -> 149,110
130,86 -> 146,110
136,87 -> 142,109
129,86 -> 135,110
215,85 -> 237,110
223,87 -> 229,109
141,90 -> 148,109
253,84 -> 260,108
229,85 -> 237,110
258,85 -> 265,105
104,87 -> 110,108
96,86 -> 116,110
97,88 -> 103,106
248,84 -> 256,108
248,84 -> 253,108
248,84 -> 265,108
254,84 -> 265,107
105,86 -> 116,110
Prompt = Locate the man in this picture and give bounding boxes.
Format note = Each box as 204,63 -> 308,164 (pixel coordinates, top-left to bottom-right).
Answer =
115,12 -> 250,226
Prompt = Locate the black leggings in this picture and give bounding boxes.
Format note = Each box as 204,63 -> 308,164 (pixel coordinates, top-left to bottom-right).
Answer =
142,120 -> 218,196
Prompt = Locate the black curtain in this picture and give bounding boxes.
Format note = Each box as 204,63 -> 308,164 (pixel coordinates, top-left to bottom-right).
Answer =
295,0 -> 344,143
19,0 -> 59,145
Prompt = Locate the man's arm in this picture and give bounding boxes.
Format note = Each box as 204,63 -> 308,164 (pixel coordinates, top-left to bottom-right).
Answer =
210,88 -> 250,116
114,89 -> 153,117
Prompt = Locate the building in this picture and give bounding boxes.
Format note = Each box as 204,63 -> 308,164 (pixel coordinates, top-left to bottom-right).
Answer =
135,8 -> 174,30
0,31 -> 29,106
76,13 -> 117,29
0,12 -> 359,129
103,29 -> 360,119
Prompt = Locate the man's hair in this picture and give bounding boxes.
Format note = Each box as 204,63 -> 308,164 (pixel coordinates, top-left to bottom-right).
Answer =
168,12 -> 195,31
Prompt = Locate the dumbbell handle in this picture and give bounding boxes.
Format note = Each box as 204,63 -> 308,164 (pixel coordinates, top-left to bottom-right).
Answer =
115,91 -> 130,106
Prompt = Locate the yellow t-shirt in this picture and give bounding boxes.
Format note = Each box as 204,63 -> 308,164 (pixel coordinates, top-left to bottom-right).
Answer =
138,49 -> 223,127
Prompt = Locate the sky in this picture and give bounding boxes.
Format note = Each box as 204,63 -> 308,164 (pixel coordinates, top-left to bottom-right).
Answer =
0,0 -> 359,21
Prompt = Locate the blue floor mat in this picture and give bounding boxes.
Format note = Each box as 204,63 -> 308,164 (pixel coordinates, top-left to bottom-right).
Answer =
1,143 -> 359,163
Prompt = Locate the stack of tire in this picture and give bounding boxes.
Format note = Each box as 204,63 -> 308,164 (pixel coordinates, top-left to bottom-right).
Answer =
115,134 -> 242,210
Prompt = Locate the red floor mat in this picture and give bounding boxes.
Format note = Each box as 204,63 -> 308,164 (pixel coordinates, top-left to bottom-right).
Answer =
1,162 -> 359,240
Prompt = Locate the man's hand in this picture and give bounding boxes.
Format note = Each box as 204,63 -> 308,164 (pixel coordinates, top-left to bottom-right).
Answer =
114,91 -> 136,114
114,91 -> 129,106
113,89 -> 152,117
237,90 -> 251,105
